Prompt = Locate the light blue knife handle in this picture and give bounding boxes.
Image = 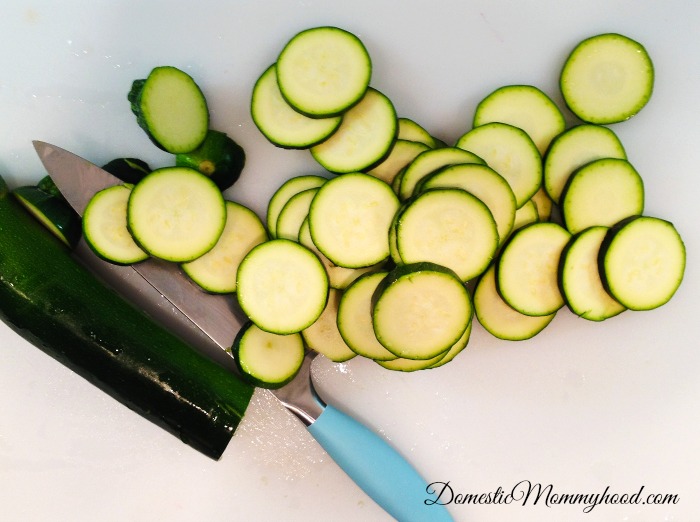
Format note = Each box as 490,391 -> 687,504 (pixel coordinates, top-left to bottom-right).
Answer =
308,404 -> 453,522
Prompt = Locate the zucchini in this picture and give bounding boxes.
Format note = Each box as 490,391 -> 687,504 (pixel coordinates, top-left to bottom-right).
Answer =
266,174 -> 327,238
251,63 -> 342,149
310,87 -> 397,173
37,174 -> 67,199
13,185 -> 81,248
102,158 -> 151,184
396,118 -> 438,148
599,216 -> 685,311
372,262 -> 471,360
129,66 -> 209,153
472,84 -> 565,155
275,187 -> 319,241
83,184 -> 149,265
236,239 -> 329,334
0,174 -> 253,460
301,288 -> 357,363
366,139 -> 430,185
560,33 -> 654,124
560,158 -> 644,235
181,200 -> 268,294
276,26 -> 372,117
175,130 -> 246,191
308,172 -> 399,268
233,321 -> 304,389
127,167 -> 226,262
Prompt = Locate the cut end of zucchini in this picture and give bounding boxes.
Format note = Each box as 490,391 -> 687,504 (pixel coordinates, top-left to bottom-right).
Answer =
560,33 -> 654,124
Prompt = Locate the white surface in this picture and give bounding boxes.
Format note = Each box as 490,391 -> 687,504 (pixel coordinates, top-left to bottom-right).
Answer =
1,1 -> 699,521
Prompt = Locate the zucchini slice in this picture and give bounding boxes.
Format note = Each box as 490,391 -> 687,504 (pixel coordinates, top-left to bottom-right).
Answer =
233,321 -> 305,389
275,187 -> 319,241
181,201 -> 268,294
310,87 -> 397,173
236,239 -> 329,334
561,158 -> 644,235
600,216 -> 685,311
372,262 -> 471,360
396,188 -> 499,282
175,130 -> 246,191
543,124 -> 627,204
560,33 -> 654,124
83,184 -> 149,265
266,174 -> 327,238
428,321 -> 472,369
398,146 -> 485,201
559,226 -> 626,321
475,265 -> 555,341
496,222 -> 571,316
418,163 -> 517,247
473,84 -> 565,155
337,271 -> 397,361
13,185 -> 81,248
376,350 -> 449,372
129,66 -> 209,153
512,199 -> 540,232
397,118 -> 438,148
366,139 -> 431,185
251,63 -> 342,149
308,172 -> 399,268
302,288 -> 357,362
455,122 -> 542,208
127,167 -> 226,262
276,26 -> 372,117
102,158 -> 151,185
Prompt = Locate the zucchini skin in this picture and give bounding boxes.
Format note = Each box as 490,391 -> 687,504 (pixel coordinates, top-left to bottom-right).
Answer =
0,175 -> 253,460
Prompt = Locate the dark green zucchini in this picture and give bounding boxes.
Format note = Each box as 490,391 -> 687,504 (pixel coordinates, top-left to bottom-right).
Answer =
102,157 -> 152,184
175,130 -> 246,191
13,185 -> 81,248
0,173 -> 253,460
37,175 -> 65,199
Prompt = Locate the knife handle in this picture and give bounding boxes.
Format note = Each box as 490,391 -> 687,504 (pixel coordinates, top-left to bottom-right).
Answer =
308,404 -> 453,522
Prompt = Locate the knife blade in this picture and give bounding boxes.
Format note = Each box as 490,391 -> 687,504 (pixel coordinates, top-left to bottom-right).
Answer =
33,140 -> 454,522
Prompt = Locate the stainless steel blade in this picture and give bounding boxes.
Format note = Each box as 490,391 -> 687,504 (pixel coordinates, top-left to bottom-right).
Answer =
33,141 -> 247,371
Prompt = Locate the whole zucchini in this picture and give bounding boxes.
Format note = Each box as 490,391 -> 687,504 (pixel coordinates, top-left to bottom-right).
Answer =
0,173 -> 253,460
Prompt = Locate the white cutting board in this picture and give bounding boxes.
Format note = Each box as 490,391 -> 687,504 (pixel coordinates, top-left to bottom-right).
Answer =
1,1 -> 699,521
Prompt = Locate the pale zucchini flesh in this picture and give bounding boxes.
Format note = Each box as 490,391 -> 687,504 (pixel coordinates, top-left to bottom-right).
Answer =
366,139 -> 430,185
302,288 -> 357,362
275,187 -> 319,241
266,174 -> 327,238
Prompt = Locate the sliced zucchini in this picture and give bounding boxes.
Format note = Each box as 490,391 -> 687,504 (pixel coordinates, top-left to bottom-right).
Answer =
428,321 -> 472,369
398,146 -> 485,201
36,175 -> 65,199
298,218 -> 379,290
236,239 -> 329,334
559,226 -> 626,321
83,184 -> 149,265
302,288 -> 356,362
560,33 -> 654,124
561,158 -> 644,235
543,124 -> 627,203
372,262 -> 471,360
474,265 -> 555,341
366,139 -> 431,185
233,321 -> 305,389
175,130 -> 246,191
496,222 -> 571,316
129,66 -> 209,153
530,187 -> 553,222
512,199 -> 540,231
600,216 -> 685,311
418,163 -> 517,247
472,84 -> 565,155
308,172 -> 399,268
181,201 -> 268,294
127,167 -> 226,262
275,187 -> 319,241
337,271 -> 397,361
102,158 -> 151,185
266,174 -> 327,238
310,87 -> 397,173
455,122 -> 542,208
13,185 -> 81,248
396,188 -> 499,282
376,351 -> 448,372
397,118 -> 438,148
251,63 -> 342,149
276,26 -> 372,117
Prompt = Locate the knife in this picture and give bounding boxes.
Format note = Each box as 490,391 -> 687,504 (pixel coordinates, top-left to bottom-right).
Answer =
33,141 -> 453,522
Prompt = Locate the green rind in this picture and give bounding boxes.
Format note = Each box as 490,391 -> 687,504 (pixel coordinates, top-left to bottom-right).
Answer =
12,186 -> 81,248
0,179 -> 253,460
175,130 -> 246,191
